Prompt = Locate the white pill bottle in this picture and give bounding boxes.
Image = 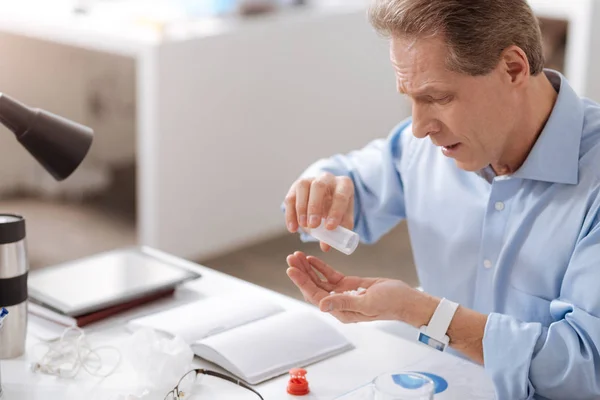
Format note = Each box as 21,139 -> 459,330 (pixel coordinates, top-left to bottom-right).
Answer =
303,219 -> 359,255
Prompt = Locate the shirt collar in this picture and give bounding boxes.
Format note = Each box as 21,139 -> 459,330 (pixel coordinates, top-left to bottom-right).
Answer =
510,69 -> 583,185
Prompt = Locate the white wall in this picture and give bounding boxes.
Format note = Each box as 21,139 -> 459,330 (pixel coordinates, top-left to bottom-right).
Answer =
0,7 -> 410,260
0,32 -> 136,198
0,32 -> 86,193
141,8 -> 411,259
580,1 -> 600,101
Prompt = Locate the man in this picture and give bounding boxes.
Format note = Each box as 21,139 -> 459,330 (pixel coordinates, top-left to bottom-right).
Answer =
282,1 -> 600,399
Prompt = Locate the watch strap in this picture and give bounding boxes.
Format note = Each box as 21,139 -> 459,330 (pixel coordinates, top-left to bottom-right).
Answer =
425,298 -> 459,341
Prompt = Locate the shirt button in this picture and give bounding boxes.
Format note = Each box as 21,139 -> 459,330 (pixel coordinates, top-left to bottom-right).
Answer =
495,202 -> 505,211
483,259 -> 493,269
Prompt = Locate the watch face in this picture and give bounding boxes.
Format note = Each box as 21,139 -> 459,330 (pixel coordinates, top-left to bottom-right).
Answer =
418,332 -> 446,351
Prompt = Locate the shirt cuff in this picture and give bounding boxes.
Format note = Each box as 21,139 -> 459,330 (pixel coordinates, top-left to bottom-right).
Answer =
483,313 -> 542,400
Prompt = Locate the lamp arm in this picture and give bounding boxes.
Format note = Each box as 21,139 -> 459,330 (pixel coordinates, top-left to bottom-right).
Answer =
0,93 -> 36,137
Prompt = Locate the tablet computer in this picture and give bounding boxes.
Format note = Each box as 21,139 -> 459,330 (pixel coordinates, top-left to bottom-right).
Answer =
28,246 -> 201,317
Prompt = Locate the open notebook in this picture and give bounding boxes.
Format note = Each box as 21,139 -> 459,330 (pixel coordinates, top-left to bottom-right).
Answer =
126,295 -> 354,384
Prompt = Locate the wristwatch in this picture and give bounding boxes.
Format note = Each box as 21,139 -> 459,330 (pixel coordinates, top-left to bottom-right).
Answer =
417,298 -> 459,352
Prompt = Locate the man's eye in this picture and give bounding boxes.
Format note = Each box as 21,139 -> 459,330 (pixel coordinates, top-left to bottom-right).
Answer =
435,96 -> 453,104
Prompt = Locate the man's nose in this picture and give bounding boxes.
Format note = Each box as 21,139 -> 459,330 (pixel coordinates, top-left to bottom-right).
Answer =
411,103 -> 439,139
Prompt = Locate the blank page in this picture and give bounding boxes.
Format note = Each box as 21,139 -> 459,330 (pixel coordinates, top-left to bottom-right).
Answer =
192,310 -> 354,384
127,295 -> 284,344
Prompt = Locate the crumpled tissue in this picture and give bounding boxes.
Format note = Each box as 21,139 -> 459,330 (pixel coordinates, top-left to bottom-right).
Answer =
123,328 -> 194,392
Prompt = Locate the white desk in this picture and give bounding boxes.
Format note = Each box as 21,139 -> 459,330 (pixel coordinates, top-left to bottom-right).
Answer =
0,2 -> 409,260
0,248 -> 494,399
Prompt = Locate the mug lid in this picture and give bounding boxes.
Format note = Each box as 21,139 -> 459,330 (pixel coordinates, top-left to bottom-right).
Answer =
0,214 -> 26,244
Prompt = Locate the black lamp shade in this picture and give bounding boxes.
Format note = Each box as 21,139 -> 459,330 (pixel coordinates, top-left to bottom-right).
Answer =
0,93 -> 93,181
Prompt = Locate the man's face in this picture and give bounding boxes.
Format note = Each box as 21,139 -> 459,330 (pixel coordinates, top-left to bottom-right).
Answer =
390,36 -> 517,172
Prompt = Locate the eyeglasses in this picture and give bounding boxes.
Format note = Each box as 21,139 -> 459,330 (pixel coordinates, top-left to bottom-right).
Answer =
164,369 -> 264,400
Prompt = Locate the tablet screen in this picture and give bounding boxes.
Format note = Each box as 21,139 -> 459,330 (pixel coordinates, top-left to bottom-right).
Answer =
28,248 -> 200,316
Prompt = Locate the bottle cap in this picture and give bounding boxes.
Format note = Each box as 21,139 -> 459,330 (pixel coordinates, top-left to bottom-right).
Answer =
287,368 -> 309,395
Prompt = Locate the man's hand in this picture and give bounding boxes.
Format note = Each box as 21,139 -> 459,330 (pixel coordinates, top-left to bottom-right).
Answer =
285,251 -> 436,325
284,173 -> 355,252
286,251 -> 487,364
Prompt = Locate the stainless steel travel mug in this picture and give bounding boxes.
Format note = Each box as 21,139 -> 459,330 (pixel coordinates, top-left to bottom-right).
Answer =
0,214 -> 29,360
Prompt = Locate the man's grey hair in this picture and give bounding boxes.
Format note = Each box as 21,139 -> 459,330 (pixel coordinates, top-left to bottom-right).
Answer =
369,0 -> 545,76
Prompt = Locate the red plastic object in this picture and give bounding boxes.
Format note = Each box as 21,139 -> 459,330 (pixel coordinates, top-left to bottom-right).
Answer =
287,368 -> 310,395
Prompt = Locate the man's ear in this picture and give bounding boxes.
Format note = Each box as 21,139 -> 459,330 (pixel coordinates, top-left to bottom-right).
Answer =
499,45 -> 530,86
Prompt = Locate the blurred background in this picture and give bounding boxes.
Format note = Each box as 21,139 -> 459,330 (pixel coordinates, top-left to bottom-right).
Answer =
0,0 -> 597,300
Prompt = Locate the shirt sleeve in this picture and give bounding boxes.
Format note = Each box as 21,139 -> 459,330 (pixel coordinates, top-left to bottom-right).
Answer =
286,119 -> 412,244
483,197 -> 600,400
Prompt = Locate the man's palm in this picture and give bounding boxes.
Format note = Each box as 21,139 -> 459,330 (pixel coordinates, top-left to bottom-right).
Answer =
286,251 -> 413,322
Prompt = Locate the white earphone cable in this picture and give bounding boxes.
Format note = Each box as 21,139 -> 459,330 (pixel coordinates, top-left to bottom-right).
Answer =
31,326 -> 122,379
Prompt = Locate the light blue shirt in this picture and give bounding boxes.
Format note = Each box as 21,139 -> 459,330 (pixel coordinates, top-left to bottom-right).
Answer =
297,70 -> 600,400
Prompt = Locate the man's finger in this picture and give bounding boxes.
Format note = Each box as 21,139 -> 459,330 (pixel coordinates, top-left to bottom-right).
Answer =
307,173 -> 335,228
319,293 -> 363,313
326,176 -> 354,230
284,188 -> 298,233
320,242 -> 331,252
289,252 -> 328,290
286,267 -> 328,305
331,310 -> 375,324
295,179 -> 311,228
306,256 -> 345,285
340,205 -> 355,231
